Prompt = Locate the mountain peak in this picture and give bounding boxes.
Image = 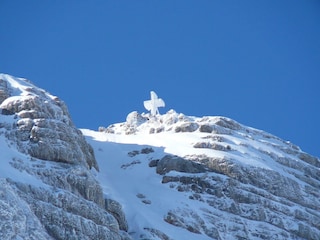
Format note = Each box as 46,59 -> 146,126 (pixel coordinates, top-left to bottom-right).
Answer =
1,74 -> 320,239
96,109 -> 320,172
85,106 -> 320,239
99,109 -> 243,135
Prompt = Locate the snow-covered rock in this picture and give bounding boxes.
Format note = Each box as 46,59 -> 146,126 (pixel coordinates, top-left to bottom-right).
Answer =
0,74 -> 130,240
91,110 -> 320,239
0,74 -> 97,170
1,73 -> 320,240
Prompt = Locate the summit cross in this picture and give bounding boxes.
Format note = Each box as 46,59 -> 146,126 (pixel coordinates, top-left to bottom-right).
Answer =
143,91 -> 165,116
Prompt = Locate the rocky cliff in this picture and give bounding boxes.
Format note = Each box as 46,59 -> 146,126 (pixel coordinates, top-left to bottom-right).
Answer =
0,74 -> 130,240
92,110 -> 320,239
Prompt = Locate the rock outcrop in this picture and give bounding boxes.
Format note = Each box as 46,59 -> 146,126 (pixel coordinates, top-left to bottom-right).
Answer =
0,75 -> 97,170
0,74 -> 130,240
155,116 -> 320,239
156,155 -> 207,175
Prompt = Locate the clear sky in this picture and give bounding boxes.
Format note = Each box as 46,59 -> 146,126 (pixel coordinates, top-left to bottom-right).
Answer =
1,1 -> 319,157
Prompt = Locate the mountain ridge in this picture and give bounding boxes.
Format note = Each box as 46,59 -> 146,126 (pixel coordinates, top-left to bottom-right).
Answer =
86,110 -> 320,239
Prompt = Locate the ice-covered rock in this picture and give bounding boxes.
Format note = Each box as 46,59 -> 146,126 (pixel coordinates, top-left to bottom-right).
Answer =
0,74 -> 131,240
101,109 -> 246,137
93,108 -> 320,240
0,74 -> 97,170
126,111 -> 148,127
156,155 -> 207,175
0,179 -> 52,240
2,72 -> 320,240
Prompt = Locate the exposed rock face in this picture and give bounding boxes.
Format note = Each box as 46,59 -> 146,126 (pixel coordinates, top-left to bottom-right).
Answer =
0,77 -> 97,170
105,198 -> 128,231
0,78 -> 9,104
175,122 -> 199,133
101,109 -> 245,137
12,180 -> 121,240
156,130 -> 320,239
2,73 -> 320,240
0,179 -> 52,240
0,74 -> 130,240
156,155 -> 207,175
99,108 -> 320,240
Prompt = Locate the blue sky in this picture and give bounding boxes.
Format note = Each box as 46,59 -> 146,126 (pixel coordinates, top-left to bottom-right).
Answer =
1,1 -> 319,157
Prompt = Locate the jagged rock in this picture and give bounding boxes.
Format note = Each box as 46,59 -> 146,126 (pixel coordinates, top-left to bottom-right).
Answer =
199,124 -> 213,133
149,159 -> 159,167
0,179 -> 52,240
3,73 -> 320,240
10,160 -> 106,206
102,109 -> 244,136
0,74 -> 131,240
105,198 -> 128,231
0,79 -> 98,170
175,122 -> 199,133
156,155 -> 207,175
193,142 -> 230,151
201,135 -> 225,142
141,147 -> 154,154
27,119 -> 97,169
12,181 -> 122,240
98,107 -> 320,239
0,78 -> 9,104
214,117 -> 242,130
164,208 -> 221,239
160,154 -> 320,239
298,152 -> 320,167
86,107 -> 320,240
161,176 -> 179,184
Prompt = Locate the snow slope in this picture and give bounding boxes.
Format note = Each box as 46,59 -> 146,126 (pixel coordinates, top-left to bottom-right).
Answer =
83,110 -> 320,239
84,131 -> 215,240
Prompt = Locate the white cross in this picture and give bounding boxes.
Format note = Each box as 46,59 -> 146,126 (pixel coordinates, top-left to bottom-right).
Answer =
143,91 -> 165,116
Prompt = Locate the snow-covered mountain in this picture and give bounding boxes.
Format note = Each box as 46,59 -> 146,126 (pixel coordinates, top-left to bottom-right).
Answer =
84,111 -> 320,240
1,74 -> 319,240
